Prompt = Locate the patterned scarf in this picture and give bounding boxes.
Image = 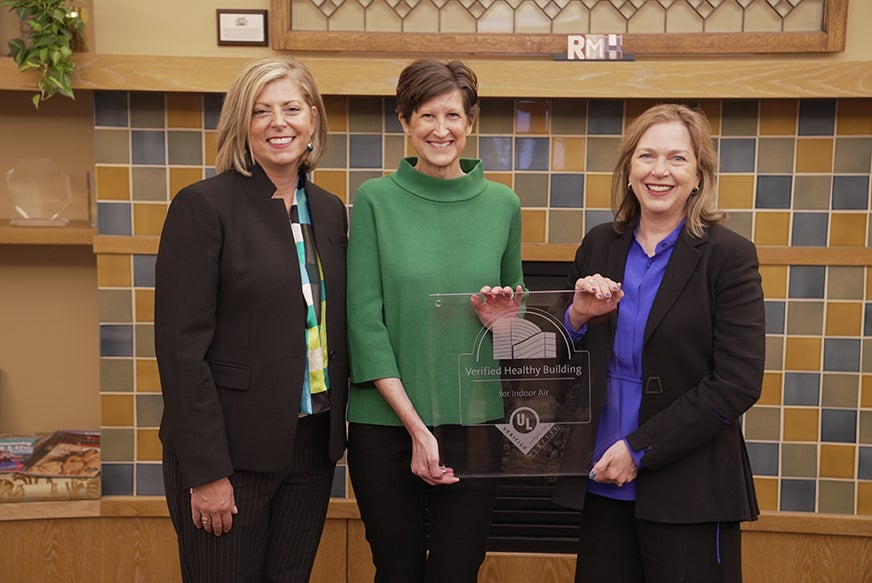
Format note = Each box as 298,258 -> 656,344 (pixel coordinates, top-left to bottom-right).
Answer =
289,178 -> 330,415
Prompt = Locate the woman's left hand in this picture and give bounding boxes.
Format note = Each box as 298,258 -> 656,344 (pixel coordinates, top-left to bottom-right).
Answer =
589,440 -> 638,488
470,285 -> 523,328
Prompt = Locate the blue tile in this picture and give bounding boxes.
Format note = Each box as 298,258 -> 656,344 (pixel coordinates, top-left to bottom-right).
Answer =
860,446 -> 872,479
832,176 -> 870,210
585,210 -> 613,234
131,130 -> 167,165
823,339 -> 861,373
168,131 -> 203,166
479,136 -> 513,171
780,479 -> 816,512
133,255 -> 157,288
550,174 -> 584,208
204,94 -> 224,130
719,138 -> 756,173
791,213 -> 828,246
97,202 -> 131,236
384,98 -> 403,133
866,304 -> 872,336
587,100 -> 623,135
821,409 -> 857,443
783,373 -> 820,406
798,100 -> 836,136
100,324 -> 134,357
349,134 -> 382,169
94,92 -> 129,127
136,463 -> 166,496
788,266 -> 826,299
756,176 -> 792,209
205,167 -> 217,179
746,441 -> 778,476
764,300 -> 785,334
101,463 -> 134,495
331,465 -> 346,497
515,137 -> 550,171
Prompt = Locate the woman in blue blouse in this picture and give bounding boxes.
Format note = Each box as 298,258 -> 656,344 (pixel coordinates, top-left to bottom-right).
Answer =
554,103 -> 764,582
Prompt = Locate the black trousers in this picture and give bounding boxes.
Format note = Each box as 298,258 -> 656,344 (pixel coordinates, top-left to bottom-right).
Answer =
576,492 -> 743,583
163,412 -> 335,583
347,423 -> 499,583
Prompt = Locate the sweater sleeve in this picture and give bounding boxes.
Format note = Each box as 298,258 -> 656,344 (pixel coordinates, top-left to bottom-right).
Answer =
501,198 -> 525,288
346,188 -> 402,384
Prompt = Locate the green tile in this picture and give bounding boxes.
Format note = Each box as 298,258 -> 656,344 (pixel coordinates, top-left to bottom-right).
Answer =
548,209 -> 584,244
131,167 -> 168,202
786,301 -> 824,335
167,131 -> 203,166
479,98 -> 514,134
864,339 -> 872,374
743,406 -> 781,441
136,394 -> 164,427
794,176 -> 831,210
551,99 -> 587,135
321,134 -> 348,169
348,97 -> 384,133
721,100 -> 759,136
757,138 -> 795,173
135,324 -> 155,358
95,129 -> 130,164
101,427 -> 135,461
586,137 -> 621,172
724,212 -> 753,241
834,137 -> 872,173
100,358 -> 134,392
99,289 -> 133,323
383,135 -> 405,170
860,410 -> 872,445
514,173 -> 548,207
765,336 -> 784,371
827,266 -> 865,300
821,374 -> 859,408
818,480 -> 854,514
130,92 -> 165,129
781,443 -> 817,477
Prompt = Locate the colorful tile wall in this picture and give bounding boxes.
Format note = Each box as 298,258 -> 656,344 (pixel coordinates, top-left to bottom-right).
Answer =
93,93 -> 872,514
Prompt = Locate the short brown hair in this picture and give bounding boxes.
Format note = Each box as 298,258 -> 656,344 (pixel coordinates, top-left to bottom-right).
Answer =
215,56 -> 328,176
612,103 -> 725,237
395,59 -> 480,123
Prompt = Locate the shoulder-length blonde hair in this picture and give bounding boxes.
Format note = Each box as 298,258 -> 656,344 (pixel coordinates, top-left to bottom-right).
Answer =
611,103 -> 725,237
214,56 -> 328,176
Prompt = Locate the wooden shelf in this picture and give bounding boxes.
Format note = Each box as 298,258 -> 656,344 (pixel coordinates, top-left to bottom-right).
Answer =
2,55 -> 872,98
0,220 -> 95,245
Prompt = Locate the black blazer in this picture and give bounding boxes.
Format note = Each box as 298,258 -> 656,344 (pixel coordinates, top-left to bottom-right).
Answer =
553,221 -> 763,524
155,165 -> 348,490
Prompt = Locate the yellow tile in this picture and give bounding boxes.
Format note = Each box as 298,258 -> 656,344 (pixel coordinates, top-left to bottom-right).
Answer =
830,214 -> 868,247
753,212 -> 790,246
521,209 -> 547,243
782,407 -> 819,442
312,170 -> 348,203
101,394 -> 134,426
135,289 -> 155,323
825,302 -> 863,336
133,203 -> 168,236
785,337 -> 822,371
136,358 -> 161,393
759,265 -> 787,299
97,254 -> 132,287
862,375 -> 872,408
585,174 -> 612,208
169,168 -> 203,198
323,96 -> 348,132
717,175 -> 754,209
859,482 -> 872,515
95,166 -> 131,201
204,131 -> 218,167
795,138 -> 834,173
166,93 -> 203,129
759,100 -> 798,135
137,428 -> 163,461
836,99 -> 872,135
753,477 -> 778,511
484,172 -> 512,189
516,99 -> 550,134
551,137 -> 584,172
697,100 -> 721,135
759,372 -> 783,405
819,444 -> 856,479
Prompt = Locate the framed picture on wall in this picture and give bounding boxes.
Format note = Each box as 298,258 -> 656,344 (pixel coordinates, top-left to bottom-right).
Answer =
217,9 -> 269,46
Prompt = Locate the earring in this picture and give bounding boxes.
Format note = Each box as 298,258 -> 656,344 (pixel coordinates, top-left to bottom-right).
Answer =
627,181 -> 633,194
306,141 -> 314,152
691,186 -> 700,196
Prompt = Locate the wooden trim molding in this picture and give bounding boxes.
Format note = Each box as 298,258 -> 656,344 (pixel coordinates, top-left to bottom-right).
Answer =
270,0 -> 847,56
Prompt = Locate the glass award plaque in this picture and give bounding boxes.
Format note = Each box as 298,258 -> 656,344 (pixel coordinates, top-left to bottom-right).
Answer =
5,158 -> 71,227
428,290 -> 595,477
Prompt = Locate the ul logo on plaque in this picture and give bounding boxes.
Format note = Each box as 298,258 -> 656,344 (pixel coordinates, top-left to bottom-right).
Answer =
510,407 -> 539,434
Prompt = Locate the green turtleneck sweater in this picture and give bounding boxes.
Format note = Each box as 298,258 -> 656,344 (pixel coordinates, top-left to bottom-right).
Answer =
347,157 -> 524,426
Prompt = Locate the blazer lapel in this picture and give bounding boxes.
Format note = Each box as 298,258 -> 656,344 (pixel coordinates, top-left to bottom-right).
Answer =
644,228 -> 706,344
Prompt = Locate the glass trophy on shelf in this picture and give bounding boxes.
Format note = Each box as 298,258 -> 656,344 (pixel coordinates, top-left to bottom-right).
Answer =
427,290 -> 596,478
5,158 -> 72,227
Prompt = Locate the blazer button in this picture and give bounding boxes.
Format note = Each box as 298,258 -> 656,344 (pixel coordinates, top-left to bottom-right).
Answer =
328,350 -> 337,360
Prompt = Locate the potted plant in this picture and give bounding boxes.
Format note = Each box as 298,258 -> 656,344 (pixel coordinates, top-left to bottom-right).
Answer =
3,0 -> 85,108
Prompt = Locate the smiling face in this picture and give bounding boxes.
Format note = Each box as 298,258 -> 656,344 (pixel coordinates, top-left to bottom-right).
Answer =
248,75 -> 318,184
400,89 -> 473,179
628,120 -> 701,228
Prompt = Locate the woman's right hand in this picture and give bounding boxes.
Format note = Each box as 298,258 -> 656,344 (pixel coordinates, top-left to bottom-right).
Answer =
190,477 -> 238,536
410,427 -> 459,486
567,273 -> 623,330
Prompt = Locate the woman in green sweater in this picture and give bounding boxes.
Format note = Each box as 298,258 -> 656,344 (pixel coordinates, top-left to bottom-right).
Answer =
346,59 -> 524,582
